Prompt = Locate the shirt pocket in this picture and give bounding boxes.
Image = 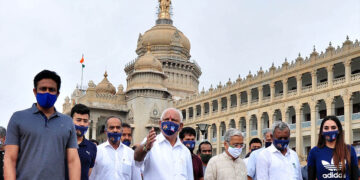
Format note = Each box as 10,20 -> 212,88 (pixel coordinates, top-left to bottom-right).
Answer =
176,156 -> 187,177
121,160 -> 132,178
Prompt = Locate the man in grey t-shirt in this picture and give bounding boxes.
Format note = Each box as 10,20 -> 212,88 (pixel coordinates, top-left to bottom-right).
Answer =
4,70 -> 80,180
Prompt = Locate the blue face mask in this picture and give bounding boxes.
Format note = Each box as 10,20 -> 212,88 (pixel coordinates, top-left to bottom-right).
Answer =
161,121 -> 179,136
183,140 -> 196,151
322,130 -> 339,142
122,140 -> 131,147
273,139 -> 289,151
75,125 -> 88,137
265,141 -> 272,148
107,132 -> 122,144
36,92 -> 57,108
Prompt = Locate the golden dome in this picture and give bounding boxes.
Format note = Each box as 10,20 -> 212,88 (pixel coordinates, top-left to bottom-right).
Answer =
95,71 -> 116,95
134,46 -> 163,72
140,24 -> 190,51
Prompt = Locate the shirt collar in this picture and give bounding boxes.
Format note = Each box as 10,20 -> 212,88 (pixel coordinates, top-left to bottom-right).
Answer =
105,140 -> 123,150
31,103 -> 60,117
268,143 -> 290,156
158,133 -> 183,148
79,137 -> 88,147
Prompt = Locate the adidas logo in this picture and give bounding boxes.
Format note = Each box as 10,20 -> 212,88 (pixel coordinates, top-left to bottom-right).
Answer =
321,158 -> 346,178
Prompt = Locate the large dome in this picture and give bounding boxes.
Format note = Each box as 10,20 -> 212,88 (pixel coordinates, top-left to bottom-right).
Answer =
139,24 -> 191,51
134,48 -> 163,72
95,71 -> 116,95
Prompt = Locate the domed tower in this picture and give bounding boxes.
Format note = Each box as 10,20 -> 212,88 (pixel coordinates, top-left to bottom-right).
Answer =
124,0 -> 202,99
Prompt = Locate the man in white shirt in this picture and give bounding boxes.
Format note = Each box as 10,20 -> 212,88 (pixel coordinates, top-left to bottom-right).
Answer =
256,122 -> 302,180
90,116 -> 141,180
134,108 -> 194,180
247,129 -> 273,180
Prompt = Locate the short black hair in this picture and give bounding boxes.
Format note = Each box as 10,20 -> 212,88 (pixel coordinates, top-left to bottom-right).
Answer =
122,123 -> 131,129
90,139 -> 99,145
249,137 -> 262,146
71,104 -> 90,118
197,141 -> 212,154
179,127 -> 196,140
33,70 -> 61,92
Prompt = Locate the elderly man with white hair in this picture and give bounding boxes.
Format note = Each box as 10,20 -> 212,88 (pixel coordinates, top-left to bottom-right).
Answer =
204,128 -> 247,180
134,108 -> 194,180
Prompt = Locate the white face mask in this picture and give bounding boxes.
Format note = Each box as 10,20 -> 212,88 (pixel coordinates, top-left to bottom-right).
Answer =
227,146 -> 243,159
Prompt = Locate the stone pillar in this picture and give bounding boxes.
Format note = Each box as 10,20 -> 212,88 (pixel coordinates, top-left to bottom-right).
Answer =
193,106 -> 197,121
295,105 -> 302,156
297,75 -> 302,95
218,98 -> 222,112
282,110 -> 287,123
283,79 -> 288,98
327,65 -> 334,88
92,116 -> 98,140
344,95 -> 353,144
269,111 -> 274,128
209,101 -> 213,116
238,92 -> 242,110
310,103 -> 317,147
201,104 -> 204,117
186,108 -> 190,121
312,70 -> 317,92
216,122 -> 221,154
326,98 -> 334,116
258,114 -> 263,138
247,90 -> 252,106
270,82 -> 275,102
246,116 -> 251,154
345,59 -> 352,84
227,95 -> 231,112
258,86 -> 263,104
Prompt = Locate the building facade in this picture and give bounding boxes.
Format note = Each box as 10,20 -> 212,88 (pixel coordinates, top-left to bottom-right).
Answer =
176,39 -> 360,159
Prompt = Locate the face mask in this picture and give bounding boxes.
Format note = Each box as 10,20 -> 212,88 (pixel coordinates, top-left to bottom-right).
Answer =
273,139 -> 289,151
322,130 -> 339,142
265,141 -> 272,148
251,147 -> 260,152
107,132 -> 122,144
122,140 -> 131,147
161,121 -> 179,136
36,92 -> 57,108
183,140 -> 196,152
75,125 -> 88,137
227,146 -> 243,159
200,154 -> 212,164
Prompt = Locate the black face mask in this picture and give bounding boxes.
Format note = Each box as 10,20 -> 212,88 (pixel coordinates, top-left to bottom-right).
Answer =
265,141 -> 272,148
200,154 -> 212,164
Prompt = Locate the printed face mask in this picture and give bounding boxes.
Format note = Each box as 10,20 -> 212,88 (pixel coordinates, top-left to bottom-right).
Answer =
122,140 -> 131,147
273,139 -> 289,151
183,140 -> 196,152
322,130 -> 339,142
227,146 -> 243,159
75,125 -> 88,137
161,121 -> 179,136
265,141 -> 272,148
36,92 -> 57,108
200,154 -> 212,164
107,132 -> 122,144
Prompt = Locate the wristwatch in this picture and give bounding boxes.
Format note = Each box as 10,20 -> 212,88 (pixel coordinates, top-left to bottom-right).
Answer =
143,143 -> 149,152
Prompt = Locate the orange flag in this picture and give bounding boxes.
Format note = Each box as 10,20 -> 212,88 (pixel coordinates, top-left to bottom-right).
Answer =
80,54 -> 84,64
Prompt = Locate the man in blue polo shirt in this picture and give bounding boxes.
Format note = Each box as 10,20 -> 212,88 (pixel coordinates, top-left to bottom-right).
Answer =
69,104 -> 97,180
4,70 -> 81,180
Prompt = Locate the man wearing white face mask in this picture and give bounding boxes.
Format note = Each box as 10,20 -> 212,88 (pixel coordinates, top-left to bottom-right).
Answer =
204,128 -> 247,180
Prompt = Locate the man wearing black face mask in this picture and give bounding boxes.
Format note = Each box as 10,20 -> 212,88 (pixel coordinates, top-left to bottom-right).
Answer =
256,122 -> 302,180
180,127 -> 204,180
4,70 -> 80,180
197,141 -> 212,173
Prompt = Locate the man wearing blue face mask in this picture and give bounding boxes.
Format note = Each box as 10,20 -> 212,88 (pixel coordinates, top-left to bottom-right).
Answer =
89,116 -> 141,180
204,128 -> 247,180
180,127 -> 204,180
256,121 -> 302,180
67,104 -> 97,180
121,123 -> 133,147
4,70 -> 80,180
134,108 -> 194,180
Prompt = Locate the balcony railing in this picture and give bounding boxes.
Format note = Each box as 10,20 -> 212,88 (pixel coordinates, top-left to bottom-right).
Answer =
274,93 -> 283,100
353,112 -> 360,120
351,73 -> 360,81
262,129 -> 269,133
301,85 -> 312,93
212,137 -> 217,142
251,130 -> 258,136
221,136 -> 224,142
240,102 -> 248,107
333,77 -> 345,86
243,132 -> 247,137
289,123 -> 296,130
317,119 -> 323,126
337,115 -> 344,122
262,96 -> 270,102
287,89 -> 297,97
317,81 -> 328,89
301,121 -> 311,128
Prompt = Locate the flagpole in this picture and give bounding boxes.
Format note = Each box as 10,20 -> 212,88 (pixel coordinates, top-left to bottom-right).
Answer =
81,65 -> 84,90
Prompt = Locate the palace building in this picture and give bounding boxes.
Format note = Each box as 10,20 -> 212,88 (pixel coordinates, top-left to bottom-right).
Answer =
63,0 -> 360,159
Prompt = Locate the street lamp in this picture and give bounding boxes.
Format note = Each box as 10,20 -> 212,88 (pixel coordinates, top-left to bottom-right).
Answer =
196,123 -> 209,141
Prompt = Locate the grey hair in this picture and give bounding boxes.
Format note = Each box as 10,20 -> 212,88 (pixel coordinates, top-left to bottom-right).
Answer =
224,128 -> 243,142
105,116 -> 122,130
262,128 -> 272,140
160,108 -> 183,122
272,121 -> 290,135
0,126 -> 6,138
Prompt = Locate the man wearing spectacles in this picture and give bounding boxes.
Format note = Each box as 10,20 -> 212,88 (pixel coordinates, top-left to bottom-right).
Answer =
204,128 -> 247,180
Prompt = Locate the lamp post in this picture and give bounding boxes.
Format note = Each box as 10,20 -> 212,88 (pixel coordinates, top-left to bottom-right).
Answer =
196,123 -> 209,141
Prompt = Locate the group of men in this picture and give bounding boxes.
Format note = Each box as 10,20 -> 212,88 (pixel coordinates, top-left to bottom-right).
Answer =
2,69 -> 305,180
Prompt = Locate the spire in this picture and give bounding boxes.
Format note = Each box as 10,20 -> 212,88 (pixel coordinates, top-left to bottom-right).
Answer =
158,0 -> 171,20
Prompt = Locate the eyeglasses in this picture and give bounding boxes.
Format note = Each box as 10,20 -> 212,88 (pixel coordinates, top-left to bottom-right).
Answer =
230,143 -> 245,148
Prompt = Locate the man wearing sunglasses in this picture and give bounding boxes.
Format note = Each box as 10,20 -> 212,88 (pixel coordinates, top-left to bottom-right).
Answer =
204,128 -> 247,180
